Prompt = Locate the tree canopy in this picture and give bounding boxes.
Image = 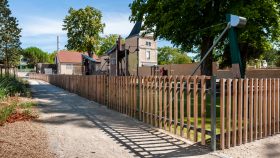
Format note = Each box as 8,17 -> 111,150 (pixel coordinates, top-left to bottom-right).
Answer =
130,0 -> 280,76
97,34 -> 119,56
22,47 -> 49,67
0,0 -> 22,71
158,46 -> 192,65
63,6 -> 105,57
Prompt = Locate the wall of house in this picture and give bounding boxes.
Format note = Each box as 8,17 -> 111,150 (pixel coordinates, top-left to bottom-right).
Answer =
126,36 -> 138,76
138,37 -> 157,67
99,56 -> 110,72
109,52 -> 117,76
59,63 -> 82,75
125,35 -> 157,76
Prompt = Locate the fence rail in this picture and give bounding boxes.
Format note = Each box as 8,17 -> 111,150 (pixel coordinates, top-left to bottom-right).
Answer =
29,73 -> 280,150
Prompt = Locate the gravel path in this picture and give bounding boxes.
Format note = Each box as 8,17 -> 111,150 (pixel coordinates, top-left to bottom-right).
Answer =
29,79 -> 217,158
215,134 -> 280,158
0,121 -> 54,158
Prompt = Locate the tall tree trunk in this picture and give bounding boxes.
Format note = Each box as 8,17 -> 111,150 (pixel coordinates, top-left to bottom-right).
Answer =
200,36 -> 214,76
240,43 -> 248,78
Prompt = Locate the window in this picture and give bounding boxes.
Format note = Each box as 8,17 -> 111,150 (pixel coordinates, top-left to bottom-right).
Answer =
146,41 -> 151,47
66,64 -> 73,70
146,50 -> 151,60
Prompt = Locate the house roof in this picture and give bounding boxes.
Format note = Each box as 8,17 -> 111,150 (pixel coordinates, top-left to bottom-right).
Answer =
126,21 -> 142,39
105,45 -> 117,55
57,51 -> 100,63
82,54 -> 101,63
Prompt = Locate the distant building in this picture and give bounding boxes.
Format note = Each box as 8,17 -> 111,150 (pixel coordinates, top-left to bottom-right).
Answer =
55,51 -> 100,75
126,21 -> 157,71
104,21 -> 157,76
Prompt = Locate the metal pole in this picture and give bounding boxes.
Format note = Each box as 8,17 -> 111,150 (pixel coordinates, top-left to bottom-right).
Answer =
136,37 -> 139,76
211,75 -> 217,151
191,23 -> 231,76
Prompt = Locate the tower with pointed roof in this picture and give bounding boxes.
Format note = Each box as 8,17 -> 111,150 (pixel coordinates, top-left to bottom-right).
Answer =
125,21 -> 157,76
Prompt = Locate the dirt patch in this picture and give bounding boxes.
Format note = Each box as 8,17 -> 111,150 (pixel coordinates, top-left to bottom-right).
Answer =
6,112 -> 37,124
0,121 -> 55,158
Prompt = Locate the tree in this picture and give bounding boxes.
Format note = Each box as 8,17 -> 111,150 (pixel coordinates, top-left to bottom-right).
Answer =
47,51 -> 57,64
260,49 -> 280,66
158,46 -> 192,65
63,6 -> 105,57
22,47 -> 49,67
0,0 -> 22,73
97,34 -> 119,56
130,0 -> 280,76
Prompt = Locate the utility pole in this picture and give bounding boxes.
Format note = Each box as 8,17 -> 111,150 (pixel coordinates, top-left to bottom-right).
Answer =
57,36 -> 59,52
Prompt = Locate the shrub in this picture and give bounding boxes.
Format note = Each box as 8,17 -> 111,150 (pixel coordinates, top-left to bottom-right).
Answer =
0,103 -> 16,125
0,76 -> 29,98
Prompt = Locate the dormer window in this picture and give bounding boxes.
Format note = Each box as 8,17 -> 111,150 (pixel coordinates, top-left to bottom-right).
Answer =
146,41 -> 151,47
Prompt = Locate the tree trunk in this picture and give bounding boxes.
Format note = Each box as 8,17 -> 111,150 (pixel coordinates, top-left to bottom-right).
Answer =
240,43 -> 248,77
200,36 -> 214,76
86,50 -> 93,75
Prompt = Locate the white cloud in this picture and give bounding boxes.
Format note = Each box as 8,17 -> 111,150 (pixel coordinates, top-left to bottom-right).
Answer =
21,34 -> 67,53
102,12 -> 134,37
20,16 -> 66,37
19,13 -> 135,52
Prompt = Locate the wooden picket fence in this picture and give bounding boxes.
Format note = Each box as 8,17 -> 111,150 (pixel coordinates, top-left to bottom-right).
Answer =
29,73 -> 280,151
219,78 -> 280,149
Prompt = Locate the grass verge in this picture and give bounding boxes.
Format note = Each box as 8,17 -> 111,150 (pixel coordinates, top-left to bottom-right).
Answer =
0,100 -> 37,126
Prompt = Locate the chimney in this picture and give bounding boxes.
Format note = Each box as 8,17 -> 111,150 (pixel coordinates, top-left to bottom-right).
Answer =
118,35 -> 122,51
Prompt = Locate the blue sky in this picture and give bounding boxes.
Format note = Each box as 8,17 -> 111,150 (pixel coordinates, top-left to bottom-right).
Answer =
9,0 -> 172,53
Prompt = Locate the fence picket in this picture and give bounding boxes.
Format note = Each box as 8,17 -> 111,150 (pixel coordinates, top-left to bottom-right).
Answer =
268,79 -> 272,136
201,76 -> 206,145
186,77 -> 191,139
168,76 -> 173,133
232,79 -> 238,146
180,76 -> 185,137
220,78 -> 225,149
150,77 -> 154,124
139,76 -> 143,121
254,79 -> 258,140
249,79 -> 254,142
258,79 -> 263,139
164,77 -> 168,130
276,79 -> 279,133
237,79 -> 243,145
174,76 -> 178,135
263,79 -> 268,137
226,79 -> 232,148
134,77 -> 137,118
155,77 -> 158,127
193,76 -> 198,142
272,79 -> 275,135
159,77 -> 163,129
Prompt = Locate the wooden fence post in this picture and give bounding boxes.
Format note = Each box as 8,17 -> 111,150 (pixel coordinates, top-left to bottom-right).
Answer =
210,75 -> 217,151
201,76 -> 206,145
